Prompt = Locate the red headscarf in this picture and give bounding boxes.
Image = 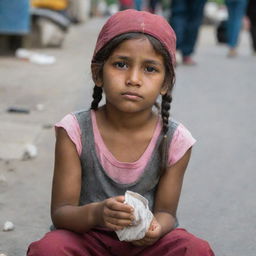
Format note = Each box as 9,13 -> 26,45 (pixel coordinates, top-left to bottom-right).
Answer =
92,9 -> 176,66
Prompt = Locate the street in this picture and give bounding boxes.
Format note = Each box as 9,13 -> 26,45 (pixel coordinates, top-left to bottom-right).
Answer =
0,16 -> 256,256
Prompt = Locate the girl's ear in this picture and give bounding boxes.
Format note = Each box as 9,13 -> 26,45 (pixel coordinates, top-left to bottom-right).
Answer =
91,63 -> 103,87
160,81 -> 168,95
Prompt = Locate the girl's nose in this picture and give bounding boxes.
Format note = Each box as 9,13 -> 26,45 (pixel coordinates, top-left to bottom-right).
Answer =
126,68 -> 142,87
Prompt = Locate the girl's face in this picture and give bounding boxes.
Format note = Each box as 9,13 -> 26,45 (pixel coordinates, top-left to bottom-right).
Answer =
97,37 -> 167,114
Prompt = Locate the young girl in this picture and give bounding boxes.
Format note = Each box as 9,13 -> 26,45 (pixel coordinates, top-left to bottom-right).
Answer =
27,10 -> 215,256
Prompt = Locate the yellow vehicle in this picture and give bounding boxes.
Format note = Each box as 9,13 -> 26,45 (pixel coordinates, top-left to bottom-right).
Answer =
31,0 -> 68,11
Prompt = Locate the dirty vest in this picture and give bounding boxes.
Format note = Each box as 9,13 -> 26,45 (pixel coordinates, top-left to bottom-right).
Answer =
74,110 -> 178,211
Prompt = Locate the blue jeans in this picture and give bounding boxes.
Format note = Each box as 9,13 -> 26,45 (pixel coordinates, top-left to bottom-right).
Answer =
225,0 -> 248,48
134,0 -> 142,11
149,0 -> 158,13
169,0 -> 207,57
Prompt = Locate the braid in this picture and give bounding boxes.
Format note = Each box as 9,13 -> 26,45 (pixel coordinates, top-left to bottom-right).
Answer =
161,92 -> 172,134
160,90 -> 173,175
90,85 -> 103,110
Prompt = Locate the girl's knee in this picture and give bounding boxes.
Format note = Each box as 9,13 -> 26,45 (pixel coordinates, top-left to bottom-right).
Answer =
27,229 -> 80,256
172,228 -> 215,256
187,235 -> 214,255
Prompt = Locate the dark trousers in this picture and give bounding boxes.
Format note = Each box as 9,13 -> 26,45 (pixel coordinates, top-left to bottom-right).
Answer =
149,0 -> 158,13
169,0 -> 207,57
225,0 -> 248,48
247,0 -> 256,51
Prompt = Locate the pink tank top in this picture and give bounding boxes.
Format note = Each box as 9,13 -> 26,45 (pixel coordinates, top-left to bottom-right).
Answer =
55,111 -> 196,184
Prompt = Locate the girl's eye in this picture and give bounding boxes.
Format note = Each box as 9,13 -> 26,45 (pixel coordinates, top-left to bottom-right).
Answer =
145,66 -> 157,73
114,62 -> 128,69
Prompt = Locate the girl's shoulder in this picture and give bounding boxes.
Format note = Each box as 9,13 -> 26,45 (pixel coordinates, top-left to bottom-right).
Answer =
54,111 -> 86,155
54,109 -> 95,156
72,109 -> 91,123
168,121 -> 196,166
168,118 -> 180,134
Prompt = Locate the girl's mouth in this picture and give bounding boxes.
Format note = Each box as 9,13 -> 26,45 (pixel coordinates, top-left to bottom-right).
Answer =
121,92 -> 143,100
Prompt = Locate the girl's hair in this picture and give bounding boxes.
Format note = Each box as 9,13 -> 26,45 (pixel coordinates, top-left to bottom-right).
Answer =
90,33 -> 175,175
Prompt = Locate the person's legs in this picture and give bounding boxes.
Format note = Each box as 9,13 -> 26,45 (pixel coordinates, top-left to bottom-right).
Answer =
181,0 -> 207,58
247,13 -> 256,52
149,0 -> 159,13
139,228 -> 215,256
226,1 -> 247,54
134,0 -> 142,11
250,23 -> 256,52
169,0 -> 188,51
27,229 -> 112,256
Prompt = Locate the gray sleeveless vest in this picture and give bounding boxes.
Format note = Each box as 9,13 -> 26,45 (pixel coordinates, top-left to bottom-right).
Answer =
74,110 -> 178,211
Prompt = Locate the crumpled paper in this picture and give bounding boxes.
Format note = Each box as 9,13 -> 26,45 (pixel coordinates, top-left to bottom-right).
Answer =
116,190 -> 153,241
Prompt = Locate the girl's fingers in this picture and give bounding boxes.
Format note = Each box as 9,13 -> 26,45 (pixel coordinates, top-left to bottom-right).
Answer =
115,195 -> 125,203
106,222 -> 125,231
105,215 -> 133,227
106,197 -> 134,213
105,207 -> 134,220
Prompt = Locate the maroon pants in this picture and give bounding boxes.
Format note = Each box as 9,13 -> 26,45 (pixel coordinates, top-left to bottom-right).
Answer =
27,228 -> 214,256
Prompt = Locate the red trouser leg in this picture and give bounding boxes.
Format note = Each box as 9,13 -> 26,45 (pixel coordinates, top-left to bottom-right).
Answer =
139,228 -> 215,256
27,229 -> 112,256
27,228 -> 215,256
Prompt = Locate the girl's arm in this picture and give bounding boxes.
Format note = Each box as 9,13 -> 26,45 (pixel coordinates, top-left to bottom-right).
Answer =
132,147 -> 192,246
154,147 -> 192,232
51,128 -> 134,233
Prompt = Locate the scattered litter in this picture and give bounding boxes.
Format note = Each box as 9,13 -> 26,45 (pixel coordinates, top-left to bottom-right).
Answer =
0,174 -> 7,184
0,253 -> 7,256
36,103 -> 45,111
7,107 -> 30,114
3,221 -> 14,231
42,124 -> 53,129
15,48 -> 56,65
23,144 -> 38,160
30,53 -> 56,65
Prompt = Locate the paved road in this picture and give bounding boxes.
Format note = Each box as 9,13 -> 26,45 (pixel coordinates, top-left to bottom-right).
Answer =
0,17 -> 255,256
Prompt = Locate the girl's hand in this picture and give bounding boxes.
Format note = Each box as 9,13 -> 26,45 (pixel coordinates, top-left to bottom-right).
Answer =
131,217 -> 162,247
99,196 -> 134,231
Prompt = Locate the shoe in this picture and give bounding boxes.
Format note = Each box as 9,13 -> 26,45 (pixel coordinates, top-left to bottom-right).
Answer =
182,56 -> 197,65
227,48 -> 237,57
175,51 -> 182,66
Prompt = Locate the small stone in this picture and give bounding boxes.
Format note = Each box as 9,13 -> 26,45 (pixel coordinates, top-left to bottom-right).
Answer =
42,124 -> 53,129
4,160 -> 10,165
0,253 -> 8,256
36,104 -> 45,111
23,144 -> 38,160
3,221 -> 14,231
0,174 -> 7,184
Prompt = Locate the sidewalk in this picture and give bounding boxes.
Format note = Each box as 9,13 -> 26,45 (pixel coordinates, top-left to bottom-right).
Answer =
0,17 -> 256,256
0,17 -> 105,256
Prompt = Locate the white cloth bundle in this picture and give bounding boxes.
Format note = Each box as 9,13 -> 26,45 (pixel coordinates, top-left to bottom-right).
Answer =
115,190 -> 154,241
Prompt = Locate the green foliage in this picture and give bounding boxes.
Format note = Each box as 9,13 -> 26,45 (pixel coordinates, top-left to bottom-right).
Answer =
208,0 -> 225,5
161,0 -> 170,10
105,0 -> 117,6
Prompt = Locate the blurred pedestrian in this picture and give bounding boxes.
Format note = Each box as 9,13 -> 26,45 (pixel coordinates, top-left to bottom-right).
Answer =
119,0 -> 133,10
246,0 -> 256,55
134,0 -> 143,10
225,0 -> 248,57
148,0 -> 159,13
169,0 -> 207,65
